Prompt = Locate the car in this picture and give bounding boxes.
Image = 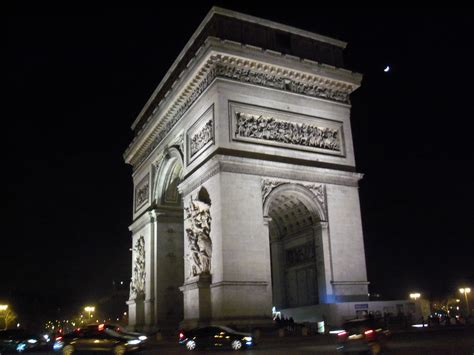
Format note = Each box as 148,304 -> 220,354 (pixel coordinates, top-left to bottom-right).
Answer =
53,323 -> 148,355
178,325 -> 254,351
336,318 -> 390,354
0,328 -> 50,353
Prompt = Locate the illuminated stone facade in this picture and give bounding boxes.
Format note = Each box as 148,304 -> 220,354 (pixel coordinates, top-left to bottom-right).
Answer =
124,7 -> 370,330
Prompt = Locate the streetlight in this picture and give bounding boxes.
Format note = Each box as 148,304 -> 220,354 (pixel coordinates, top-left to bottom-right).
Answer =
409,293 -> 421,301
459,288 -> 471,316
84,306 -> 95,319
0,305 -> 8,311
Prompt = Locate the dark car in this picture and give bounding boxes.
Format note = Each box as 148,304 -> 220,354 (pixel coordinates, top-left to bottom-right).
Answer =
336,318 -> 390,354
0,329 -> 50,353
53,323 -> 147,355
178,325 -> 254,351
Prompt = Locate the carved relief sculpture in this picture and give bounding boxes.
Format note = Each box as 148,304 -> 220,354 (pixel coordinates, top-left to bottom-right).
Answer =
236,112 -> 341,152
129,55 -> 353,168
262,179 -> 327,214
130,236 -> 146,299
286,241 -> 316,267
184,197 -> 212,278
135,175 -> 149,212
190,120 -> 213,157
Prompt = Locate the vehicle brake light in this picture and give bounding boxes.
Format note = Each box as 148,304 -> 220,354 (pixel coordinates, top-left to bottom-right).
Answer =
56,336 -> 63,341
337,331 -> 347,337
179,332 -> 185,339
364,329 -> 374,336
98,324 -> 105,331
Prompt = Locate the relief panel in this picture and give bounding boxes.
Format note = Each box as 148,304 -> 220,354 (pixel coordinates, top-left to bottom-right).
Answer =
134,174 -> 150,213
186,105 -> 215,165
230,102 -> 345,157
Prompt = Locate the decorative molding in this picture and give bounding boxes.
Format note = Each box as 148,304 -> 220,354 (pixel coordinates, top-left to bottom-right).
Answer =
168,131 -> 184,157
261,180 -> 286,203
134,174 -> 150,212
127,53 -> 355,169
178,160 -> 221,196
215,61 -> 351,103
306,184 -> 326,212
186,105 -> 215,164
261,178 -> 327,213
210,281 -> 268,288
184,196 -> 212,279
129,236 -> 146,299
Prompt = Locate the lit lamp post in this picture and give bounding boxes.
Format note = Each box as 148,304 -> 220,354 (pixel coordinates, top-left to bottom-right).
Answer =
459,288 -> 471,317
84,307 -> 95,320
0,305 -> 9,330
409,293 -> 421,301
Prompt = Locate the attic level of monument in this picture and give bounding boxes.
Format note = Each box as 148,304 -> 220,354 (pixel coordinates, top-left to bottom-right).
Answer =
130,8 -> 349,135
127,8 -> 361,170
124,44 -> 362,169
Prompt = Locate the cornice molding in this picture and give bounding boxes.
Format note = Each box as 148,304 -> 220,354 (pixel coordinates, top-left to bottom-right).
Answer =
178,159 -> 221,197
124,44 -> 361,170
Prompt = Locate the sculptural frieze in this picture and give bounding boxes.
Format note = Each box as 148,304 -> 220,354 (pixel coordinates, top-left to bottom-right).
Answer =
190,120 -> 213,157
235,112 -> 341,152
130,236 -> 146,299
184,197 -> 212,278
135,175 -> 149,211
130,55 -> 352,168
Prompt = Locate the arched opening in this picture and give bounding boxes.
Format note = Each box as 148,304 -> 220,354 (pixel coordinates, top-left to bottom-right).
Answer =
154,147 -> 184,208
152,147 -> 185,327
264,184 -> 325,311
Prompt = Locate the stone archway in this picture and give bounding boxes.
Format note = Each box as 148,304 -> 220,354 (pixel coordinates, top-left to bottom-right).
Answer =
125,8 -> 370,329
263,182 -> 330,311
153,147 -> 184,207
128,146 -> 185,331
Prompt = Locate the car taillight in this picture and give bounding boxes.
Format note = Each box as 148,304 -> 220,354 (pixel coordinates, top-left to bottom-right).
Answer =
337,331 -> 347,337
364,329 -> 374,337
56,336 -> 63,341
179,332 -> 185,339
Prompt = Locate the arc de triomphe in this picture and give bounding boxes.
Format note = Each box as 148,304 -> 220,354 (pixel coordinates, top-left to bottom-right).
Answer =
124,7 -> 369,330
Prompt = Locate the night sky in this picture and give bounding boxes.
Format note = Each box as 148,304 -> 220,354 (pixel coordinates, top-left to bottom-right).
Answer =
5,6 -> 473,324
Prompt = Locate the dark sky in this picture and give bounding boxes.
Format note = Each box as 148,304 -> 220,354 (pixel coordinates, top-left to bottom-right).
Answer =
5,5 -> 473,322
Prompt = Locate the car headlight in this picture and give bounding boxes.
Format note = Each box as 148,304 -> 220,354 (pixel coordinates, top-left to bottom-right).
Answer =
138,335 -> 147,341
127,339 -> 141,345
16,342 -> 27,352
53,341 -> 64,350
243,336 -> 252,341
27,339 -> 38,344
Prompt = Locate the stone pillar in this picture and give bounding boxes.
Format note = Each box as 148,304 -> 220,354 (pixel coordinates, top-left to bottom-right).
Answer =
209,171 -> 273,326
153,209 -> 184,330
179,274 -> 212,329
314,221 -> 333,303
269,218 -> 286,309
144,212 -> 156,330
127,295 -> 144,330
